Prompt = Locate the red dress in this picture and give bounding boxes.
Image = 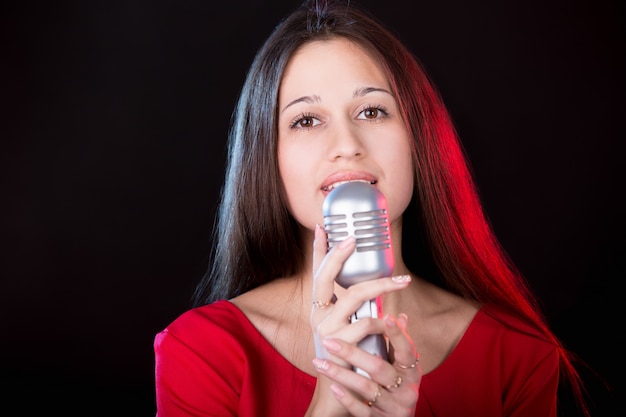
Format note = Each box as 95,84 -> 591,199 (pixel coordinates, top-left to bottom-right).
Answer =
154,300 -> 558,417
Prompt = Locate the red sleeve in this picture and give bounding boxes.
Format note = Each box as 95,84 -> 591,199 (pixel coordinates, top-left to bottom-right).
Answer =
502,329 -> 560,417
154,301 -> 316,417
154,305 -> 245,417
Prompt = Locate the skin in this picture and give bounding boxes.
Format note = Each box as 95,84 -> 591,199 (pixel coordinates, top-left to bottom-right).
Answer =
277,39 -> 414,232
231,38 -> 479,416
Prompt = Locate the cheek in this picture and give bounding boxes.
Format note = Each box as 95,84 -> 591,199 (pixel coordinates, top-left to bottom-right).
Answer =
390,172 -> 414,222
383,138 -> 415,221
277,145 -> 320,226
386,166 -> 413,222
278,144 -> 303,191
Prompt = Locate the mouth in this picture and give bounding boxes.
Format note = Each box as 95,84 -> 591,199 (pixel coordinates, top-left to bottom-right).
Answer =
321,179 -> 377,192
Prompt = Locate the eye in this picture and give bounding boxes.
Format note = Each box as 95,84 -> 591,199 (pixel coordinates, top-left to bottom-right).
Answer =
289,112 -> 322,129
357,105 -> 389,121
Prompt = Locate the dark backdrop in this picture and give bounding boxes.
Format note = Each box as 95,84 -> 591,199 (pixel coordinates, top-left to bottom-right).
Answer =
2,0 -> 623,415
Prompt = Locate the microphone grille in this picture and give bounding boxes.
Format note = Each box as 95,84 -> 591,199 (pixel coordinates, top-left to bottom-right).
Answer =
325,208 -> 391,252
322,181 -> 395,286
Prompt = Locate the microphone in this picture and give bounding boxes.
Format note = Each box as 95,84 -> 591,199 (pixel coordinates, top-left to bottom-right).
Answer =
322,181 -> 394,378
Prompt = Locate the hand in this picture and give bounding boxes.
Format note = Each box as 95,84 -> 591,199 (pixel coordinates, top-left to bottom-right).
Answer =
307,224 -> 419,416
313,314 -> 421,416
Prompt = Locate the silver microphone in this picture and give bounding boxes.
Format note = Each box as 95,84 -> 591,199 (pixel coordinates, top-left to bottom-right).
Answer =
322,181 -> 394,378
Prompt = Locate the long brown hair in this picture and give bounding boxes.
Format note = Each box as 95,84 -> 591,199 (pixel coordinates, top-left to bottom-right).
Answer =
192,1 -> 589,415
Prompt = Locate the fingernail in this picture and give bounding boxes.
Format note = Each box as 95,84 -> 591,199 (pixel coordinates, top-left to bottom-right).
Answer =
391,274 -> 411,283
384,314 -> 396,328
314,224 -> 323,239
337,236 -> 355,249
322,338 -> 342,352
312,358 -> 329,370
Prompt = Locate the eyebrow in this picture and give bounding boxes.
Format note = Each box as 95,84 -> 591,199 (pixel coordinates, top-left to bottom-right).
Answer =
353,86 -> 393,98
280,86 -> 393,114
281,95 -> 321,114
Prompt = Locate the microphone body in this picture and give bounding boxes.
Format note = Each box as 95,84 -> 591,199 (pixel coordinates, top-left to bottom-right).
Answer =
322,181 -> 394,378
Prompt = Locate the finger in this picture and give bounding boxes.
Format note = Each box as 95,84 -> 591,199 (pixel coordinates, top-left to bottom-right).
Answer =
311,224 -> 328,275
322,337 -> 399,390
330,384 -> 376,416
321,312 -> 384,347
330,275 -> 412,323
312,224 -> 355,305
312,357 -> 381,415
317,315 -> 418,386
386,314 -> 422,382
313,349 -> 416,415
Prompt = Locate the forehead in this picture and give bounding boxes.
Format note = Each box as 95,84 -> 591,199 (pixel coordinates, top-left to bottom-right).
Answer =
280,38 -> 389,90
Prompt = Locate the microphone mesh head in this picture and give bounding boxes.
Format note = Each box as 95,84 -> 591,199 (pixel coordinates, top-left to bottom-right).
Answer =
322,182 -> 394,287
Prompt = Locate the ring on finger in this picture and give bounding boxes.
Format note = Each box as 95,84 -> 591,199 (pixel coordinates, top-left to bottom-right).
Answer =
396,356 -> 419,369
383,375 -> 403,390
312,300 -> 332,309
312,294 -> 337,309
366,386 -> 382,407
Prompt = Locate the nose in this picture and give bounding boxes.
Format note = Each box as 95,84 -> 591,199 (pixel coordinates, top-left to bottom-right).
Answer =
328,124 -> 365,160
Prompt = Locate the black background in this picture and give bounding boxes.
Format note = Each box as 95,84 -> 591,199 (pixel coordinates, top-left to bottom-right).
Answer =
2,0 -> 624,415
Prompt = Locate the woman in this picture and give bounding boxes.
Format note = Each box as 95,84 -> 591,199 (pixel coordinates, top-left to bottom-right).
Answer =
154,1 -> 589,416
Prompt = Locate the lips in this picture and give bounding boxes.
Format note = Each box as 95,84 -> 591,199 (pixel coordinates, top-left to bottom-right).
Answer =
321,171 -> 378,193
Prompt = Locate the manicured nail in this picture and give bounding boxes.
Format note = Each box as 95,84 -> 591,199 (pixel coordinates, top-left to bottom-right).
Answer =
391,274 -> 411,283
338,236 -> 355,249
312,358 -> 329,370
322,338 -> 342,352
314,224 -> 323,239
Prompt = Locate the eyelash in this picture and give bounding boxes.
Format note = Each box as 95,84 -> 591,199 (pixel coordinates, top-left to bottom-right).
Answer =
358,105 -> 390,121
288,105 -> 390,130
289,112 -> 320,129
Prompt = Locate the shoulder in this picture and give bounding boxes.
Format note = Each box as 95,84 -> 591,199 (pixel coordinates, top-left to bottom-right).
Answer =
161,300 -> 246,334
472,305 -> 561,413
468,304 -> 559,366
476,304 -> 555,343
154,300 -> 255,354
154,301 -> 277,414
425,303 -> 560,379
420,304 -> 561,416
429,303 -> 560,382
154,300 -> 279,383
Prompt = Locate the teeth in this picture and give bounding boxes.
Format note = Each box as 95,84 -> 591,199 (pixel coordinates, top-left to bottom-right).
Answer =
322,179 -> 376,192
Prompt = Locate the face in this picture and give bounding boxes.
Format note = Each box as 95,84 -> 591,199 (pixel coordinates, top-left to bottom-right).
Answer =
277,38 -> 414,233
